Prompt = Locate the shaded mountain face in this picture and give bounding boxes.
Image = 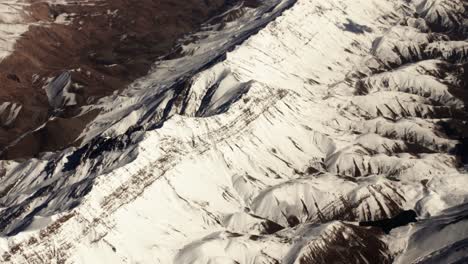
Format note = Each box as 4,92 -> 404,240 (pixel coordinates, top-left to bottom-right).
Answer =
0,0 -> 467,263
0,0 -> 257,159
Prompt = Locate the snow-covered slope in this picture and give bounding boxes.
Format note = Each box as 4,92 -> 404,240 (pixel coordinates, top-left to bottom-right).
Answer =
0,0 -> 467,263
0,1 -> 28,61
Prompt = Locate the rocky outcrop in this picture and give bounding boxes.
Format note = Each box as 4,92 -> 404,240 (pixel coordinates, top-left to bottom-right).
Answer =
0,0 -> 256,159
0,0 -> 467,263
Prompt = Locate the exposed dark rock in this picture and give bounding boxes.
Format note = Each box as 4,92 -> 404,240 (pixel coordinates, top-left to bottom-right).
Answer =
0,0 -> 252,159
359,210 -> 417,233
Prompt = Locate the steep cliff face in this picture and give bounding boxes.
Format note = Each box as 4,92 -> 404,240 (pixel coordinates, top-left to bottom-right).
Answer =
0,0 -> 467,263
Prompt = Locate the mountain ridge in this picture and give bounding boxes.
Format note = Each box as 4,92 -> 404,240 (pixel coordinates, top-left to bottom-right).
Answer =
0,0 -> 467,263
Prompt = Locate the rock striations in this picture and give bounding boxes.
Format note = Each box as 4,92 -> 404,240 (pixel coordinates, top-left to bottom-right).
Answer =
0,0 -> 467,263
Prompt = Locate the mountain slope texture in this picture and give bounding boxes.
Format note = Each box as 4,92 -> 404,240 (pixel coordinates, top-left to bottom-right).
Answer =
0,0 -> 467,263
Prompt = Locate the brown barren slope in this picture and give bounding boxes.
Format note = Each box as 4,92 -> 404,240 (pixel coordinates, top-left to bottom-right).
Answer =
0,0 -> 251,160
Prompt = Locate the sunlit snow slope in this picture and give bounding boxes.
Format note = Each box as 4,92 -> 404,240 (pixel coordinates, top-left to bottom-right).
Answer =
0,0 -> 467,263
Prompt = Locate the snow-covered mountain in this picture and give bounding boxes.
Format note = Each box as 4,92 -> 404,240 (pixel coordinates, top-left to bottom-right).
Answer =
0,0 -> 467,263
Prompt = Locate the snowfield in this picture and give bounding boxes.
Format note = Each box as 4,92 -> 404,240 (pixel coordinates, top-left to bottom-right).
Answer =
0,0 -> 467,263
0,1 -> 28,61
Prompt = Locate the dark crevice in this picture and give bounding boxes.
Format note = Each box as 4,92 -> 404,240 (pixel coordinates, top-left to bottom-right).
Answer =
359,210 -> 417,234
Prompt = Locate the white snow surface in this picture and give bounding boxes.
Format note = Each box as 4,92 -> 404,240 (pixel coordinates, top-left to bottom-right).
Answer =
0,1 -> 28,61
0,0 -> 467,263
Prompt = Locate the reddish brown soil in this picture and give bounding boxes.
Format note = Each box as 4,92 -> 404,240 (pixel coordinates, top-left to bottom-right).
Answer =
0,0 -> 245,160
